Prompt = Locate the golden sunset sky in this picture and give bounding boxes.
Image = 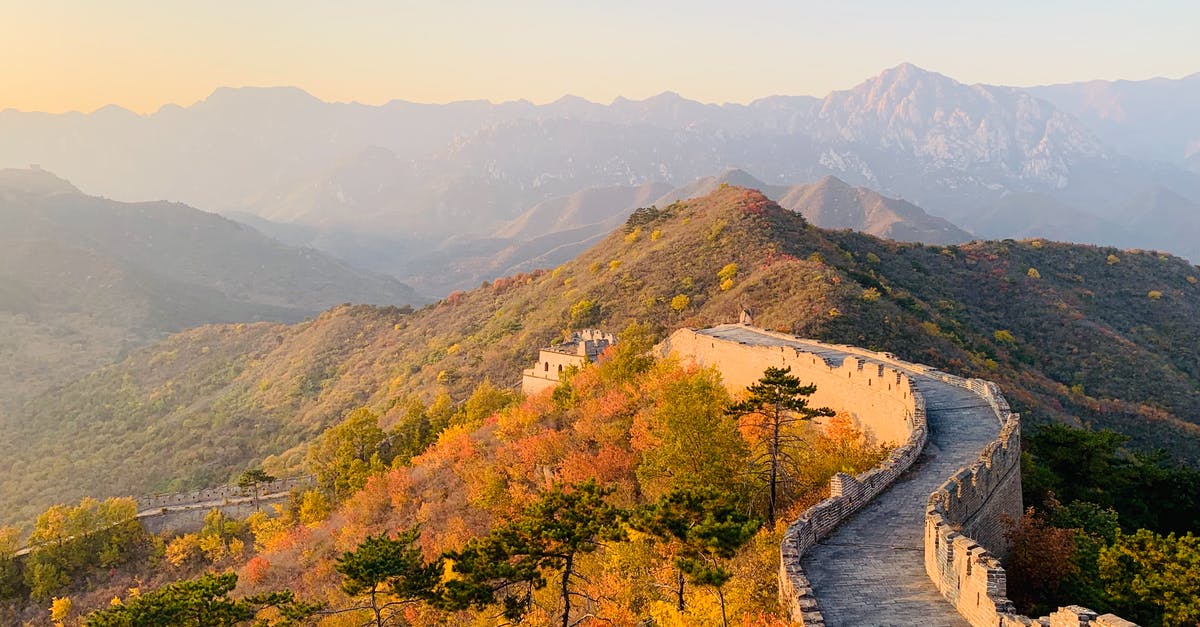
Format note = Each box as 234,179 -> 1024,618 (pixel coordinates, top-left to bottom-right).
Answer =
3,0 -> 1196,114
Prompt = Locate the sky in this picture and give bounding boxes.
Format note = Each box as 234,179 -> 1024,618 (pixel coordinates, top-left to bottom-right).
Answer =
2,0 -> 1197,114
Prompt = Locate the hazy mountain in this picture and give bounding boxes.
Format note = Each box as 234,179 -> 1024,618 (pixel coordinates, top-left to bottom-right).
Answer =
1030,73 -> 1200,171
400,182 -> 675,294
495,182 -> 673,241
652,169 -> 971,244
1122,186 -> 1200,260
651,169 -> 788,207
776,175 -> 972,244
354,169 -> 971,295
960,192 -> 1123,244
0,168 -> 425,410
5,185 -> 1199,525
4,64 -> 1199,266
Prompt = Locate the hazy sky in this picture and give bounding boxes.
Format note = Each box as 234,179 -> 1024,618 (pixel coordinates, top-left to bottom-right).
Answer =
3,0 -> 1197,114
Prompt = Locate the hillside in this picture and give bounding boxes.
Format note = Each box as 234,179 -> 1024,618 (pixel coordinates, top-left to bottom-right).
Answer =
3,186 -> 1199,526
0,168 -> 425,410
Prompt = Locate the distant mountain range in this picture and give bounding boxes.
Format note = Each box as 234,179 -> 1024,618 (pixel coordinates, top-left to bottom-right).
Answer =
0,168 -> 425,411
2,63 -> 1198,286
1029,72 -> 1200,172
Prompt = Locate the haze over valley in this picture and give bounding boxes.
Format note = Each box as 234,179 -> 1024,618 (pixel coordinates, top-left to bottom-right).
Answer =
5,64 -> 1200,294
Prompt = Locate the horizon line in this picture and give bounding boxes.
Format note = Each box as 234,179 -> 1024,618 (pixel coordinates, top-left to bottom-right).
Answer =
4,64 -> 1197,117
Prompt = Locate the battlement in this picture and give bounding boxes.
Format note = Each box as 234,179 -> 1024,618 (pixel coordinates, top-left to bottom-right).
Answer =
521,329 -> 615,395
663,324 -> 1137,627
662,325 -> 927,625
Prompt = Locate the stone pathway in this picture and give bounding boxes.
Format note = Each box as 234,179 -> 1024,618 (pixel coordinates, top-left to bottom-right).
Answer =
697,327 -> 1001,627
801,380 -> 997,627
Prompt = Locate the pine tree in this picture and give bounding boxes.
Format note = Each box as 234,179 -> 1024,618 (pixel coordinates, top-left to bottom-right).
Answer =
729,367 -> 834,525
633,486 -> 760,625
444,480 -> 625,627
84,572 -> 316,626
335,526 -> 442,626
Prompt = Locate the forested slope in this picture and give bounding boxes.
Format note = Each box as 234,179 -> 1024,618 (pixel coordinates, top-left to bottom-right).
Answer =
4,185 -> 1198,527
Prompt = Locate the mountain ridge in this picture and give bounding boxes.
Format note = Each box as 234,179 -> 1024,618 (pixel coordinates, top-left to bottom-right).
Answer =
0,168 -> 426,411
3,185 -> 1198,527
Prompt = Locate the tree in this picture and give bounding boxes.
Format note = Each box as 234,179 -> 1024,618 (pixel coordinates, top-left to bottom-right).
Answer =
307,407 -> 392,501
0,525 -> 22,600
237,468 -> 276,509
632,487 -> 760,625
1002,507 -> 1079,615
84,572 -> 317,627
633,365 -> 748,498
728,367 -> 834,525
50,596 -> 73,626
445,480 -> 625,627
568,299 -> 600,329
335,526 -> 443,626
1098,529 -> 1200,627
597,322 -> 657,384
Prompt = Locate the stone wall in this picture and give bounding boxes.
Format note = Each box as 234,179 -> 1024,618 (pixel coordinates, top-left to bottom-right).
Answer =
922,375 -> 1137,627
137,475 -> 312,511
661,328 -> 921,447
521,349 -> 587,395
665,326 -> 1138,627
662,327 -> 927,625
138,493 -> 293,535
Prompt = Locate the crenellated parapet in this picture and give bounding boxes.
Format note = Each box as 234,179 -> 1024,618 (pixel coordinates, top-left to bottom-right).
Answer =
662,324 -> 1138,627
662,325 -> 928,625
921,375 -> 1136,627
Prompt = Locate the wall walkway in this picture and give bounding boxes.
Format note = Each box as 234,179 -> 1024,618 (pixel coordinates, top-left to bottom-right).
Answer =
663,324 -> 1136,627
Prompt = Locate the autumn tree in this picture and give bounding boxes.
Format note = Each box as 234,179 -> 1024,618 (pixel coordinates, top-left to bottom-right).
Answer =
1098,529 -> 1200,627
633,365 -> 748,498
0,525 -> 21,599
1003,507 -> 1080,615
445,480 -> 625,627
728,367 -> 834,524
24,497 -> 143,600
307,407 -> 392,501
596,322 -> 658,384
334,526 -> 443,627
632,486 -> 760,625
84,572 -> 317,627
455,379 -> 519,428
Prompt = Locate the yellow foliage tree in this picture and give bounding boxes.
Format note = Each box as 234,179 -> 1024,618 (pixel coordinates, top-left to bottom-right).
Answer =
50,596 -> 72,626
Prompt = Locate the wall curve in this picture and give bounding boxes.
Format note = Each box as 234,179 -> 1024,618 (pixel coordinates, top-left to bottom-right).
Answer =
662,326 -> 927,625
922,376 -> 1136,627
663,324 -> 1137,627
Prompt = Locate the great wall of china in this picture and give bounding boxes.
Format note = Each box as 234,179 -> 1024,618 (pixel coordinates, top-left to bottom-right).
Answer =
13,322 -> 1143,626
661,323 -> 1138,627
14,476 -> 311,558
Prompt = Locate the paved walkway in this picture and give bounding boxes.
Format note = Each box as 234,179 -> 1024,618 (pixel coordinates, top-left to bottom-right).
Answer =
698,327 -> 1000,627
802,380 -> 996,627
